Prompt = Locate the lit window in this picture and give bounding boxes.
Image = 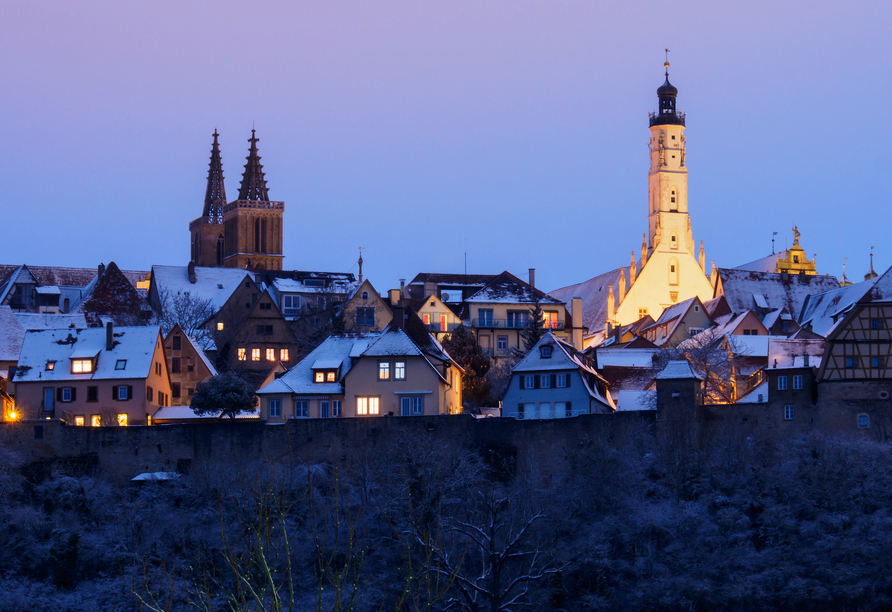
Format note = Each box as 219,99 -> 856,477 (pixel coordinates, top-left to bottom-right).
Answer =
784,405 -> 794,421
295,401 -> 308,417
315,372 -> 324,383
395,362 -> 405,380
379,362 -> 390,380
357,397 -> 379,415
266,348 -> 275,361
217,322 -> 224,331
793,375 -> 803,390
238,348 -> 247,361
72,359 -> 93,373
46,361 -> 55,371
777,376 -> 787,390
251,349 -> 261,361
269,400 -> 281,417
543,312 -> 559,329
639,308 -> 648,318
280,349 -> 289,361
117,414 -> 128,427
423,313 -> 431,325
440,314 -> 448,331
326,371 -> 336,382
91,415 -> 101,427
74,416 -> 84,426
115,359 -> 126,370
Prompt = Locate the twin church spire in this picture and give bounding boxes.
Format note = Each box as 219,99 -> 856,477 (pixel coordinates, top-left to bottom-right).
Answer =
190,129 -> 284,271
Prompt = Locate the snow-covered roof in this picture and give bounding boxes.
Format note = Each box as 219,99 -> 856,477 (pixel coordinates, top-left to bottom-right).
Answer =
733,251 -> 786,273
361,328 -> 423,357
595,347 -> 661,368
865,265 -> 892,302
151,405 -> 259,421
132,472 -> 181,481
259,335 -> 375,396
725,334 -> 771,357
16,312 -> 88,331
466,271 -> 562,305
35,286 -> 61,295
151,265 -> 254,304
0,307 -> 26,362
734,380 -> 768,404
15,326 -> 162,382
768,337 -> 825,369
657,360 -> 702,380
616,390 -> 656,411
550,266 -> 628,334
717,268 -> 840,318
798,278 -> 875,337
271,276 -> 356,295
312,358 -> 342,369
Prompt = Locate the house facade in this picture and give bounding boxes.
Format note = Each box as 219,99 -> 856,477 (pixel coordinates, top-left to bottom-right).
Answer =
162,324 -> 217,405
502,333 -> 614,419
13,324 -> 171,426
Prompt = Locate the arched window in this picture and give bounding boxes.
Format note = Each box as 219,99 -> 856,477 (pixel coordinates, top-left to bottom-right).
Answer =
669,258 -> 679,286
361,291 -> 369,301
216,235 -> 224,266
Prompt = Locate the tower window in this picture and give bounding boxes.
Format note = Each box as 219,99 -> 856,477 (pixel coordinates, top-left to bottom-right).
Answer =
793,255 -> 799,263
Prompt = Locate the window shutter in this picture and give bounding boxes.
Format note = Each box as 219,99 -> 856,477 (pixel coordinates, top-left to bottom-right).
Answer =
127,386 -> 133,400
566,374 -> 571,387
534,375 -> 540,389
551,374 -> 557,388
113,386 -> 118,400
71,388 -> 76,402
56,388 -> 63,402
519,376 -> 525,390
567,401 -> 572,413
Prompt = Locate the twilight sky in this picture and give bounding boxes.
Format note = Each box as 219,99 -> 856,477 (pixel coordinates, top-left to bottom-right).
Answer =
2,1 -> 890,293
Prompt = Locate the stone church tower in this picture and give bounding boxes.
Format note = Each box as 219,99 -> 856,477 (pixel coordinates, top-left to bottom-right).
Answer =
611,61 -> 714,326
189,130 -> 285,271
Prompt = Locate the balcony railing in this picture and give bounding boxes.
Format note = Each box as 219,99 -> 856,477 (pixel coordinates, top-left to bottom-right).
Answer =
471,319 -> 565,330
648,110 -> 686,127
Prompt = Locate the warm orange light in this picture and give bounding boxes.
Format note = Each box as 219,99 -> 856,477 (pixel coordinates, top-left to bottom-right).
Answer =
9,411 -> 16,420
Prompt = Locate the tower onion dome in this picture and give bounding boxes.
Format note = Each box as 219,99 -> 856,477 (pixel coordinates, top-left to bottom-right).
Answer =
650,61 -> 685,127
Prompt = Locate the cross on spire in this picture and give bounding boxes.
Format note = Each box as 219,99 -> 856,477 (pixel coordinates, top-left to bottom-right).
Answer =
203,129 -> 227,218
238,129 -> 270,201
664,48 -> 670,75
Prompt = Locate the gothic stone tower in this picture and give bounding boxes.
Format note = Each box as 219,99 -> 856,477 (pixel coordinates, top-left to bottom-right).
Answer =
189,130 -> 227,267
611,60 -> 714,327
222,130 -> 285,271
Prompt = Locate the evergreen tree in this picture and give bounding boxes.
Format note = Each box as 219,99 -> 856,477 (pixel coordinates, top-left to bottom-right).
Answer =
522,295 -> 545,352
191,371 -> 258,419
441,324 -> 492,410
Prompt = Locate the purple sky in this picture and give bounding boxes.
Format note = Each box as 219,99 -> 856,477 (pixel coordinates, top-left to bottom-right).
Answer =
3,1 -> 890,293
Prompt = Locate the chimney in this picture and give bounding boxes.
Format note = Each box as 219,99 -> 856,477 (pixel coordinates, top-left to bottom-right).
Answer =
571,297 -> 583,350
391,306 -> 404,330
529,268 -> 536,288
98,263 -> 106,277
188,261 -> 196,284
106,321 -> 114,351
400,279 -> 407,299
388,288 -> 401,304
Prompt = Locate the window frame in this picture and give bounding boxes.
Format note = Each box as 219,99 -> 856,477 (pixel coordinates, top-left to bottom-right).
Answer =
777,375 -> 788,391
269,399 -> 281,418
294,400 -> 308,418
378,361 -> 391,380
793,375 -> 803,390
394,361 -> 406,380
71,358 -> 93,374
784,405 -> 794,421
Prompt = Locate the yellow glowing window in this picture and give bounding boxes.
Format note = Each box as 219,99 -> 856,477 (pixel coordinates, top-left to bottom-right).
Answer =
315,372 -> 324,383
251,349 -> 260,361
91,415 -> 101,427
117,414 -> 128,427
74,416 -> 84,426
72,359 -> 93,373
280,349 -> 289,361
356,397 -> 379,416
217,322 -> 224,331
543,312 -> 559,329
46,361 -> 55,371
379,362 -> 390,380
423,313 -> 431,325
327,371 -> 336,382
266,348 -> 275,361
440,314 -> 448,331
238,348 -> 247,361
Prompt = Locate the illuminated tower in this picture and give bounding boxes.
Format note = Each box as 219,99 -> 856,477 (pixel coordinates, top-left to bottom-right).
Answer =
189,130 -> 227,267
647,59 -> 693,257
222,130 -> 285,271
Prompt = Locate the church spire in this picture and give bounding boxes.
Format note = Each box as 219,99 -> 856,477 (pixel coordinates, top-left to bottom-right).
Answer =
238,129 -> 270,201
203,130 -> 226,218
865,247 -> 878,281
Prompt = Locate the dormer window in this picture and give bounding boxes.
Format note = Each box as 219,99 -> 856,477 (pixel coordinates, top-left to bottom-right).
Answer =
45,361 -> 55,371
314,370 -> 338,383
315,372 -> 324,383
115,359 -> 127,370
540,345 -> 553,358
71,359 -> 93,374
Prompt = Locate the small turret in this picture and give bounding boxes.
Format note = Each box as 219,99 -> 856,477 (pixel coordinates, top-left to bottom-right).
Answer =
630,252 -> 637,285
865,248 -> 878,281
649,52 -> 685,127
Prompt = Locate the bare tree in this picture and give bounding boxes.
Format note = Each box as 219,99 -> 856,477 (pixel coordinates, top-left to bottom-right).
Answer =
152,288 -> 216,348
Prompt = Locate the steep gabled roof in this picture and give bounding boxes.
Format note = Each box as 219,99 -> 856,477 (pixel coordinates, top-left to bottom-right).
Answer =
258,334 -> 374,396
151,265 -> 253,304
798,278 -> 875,337
73,262 -> 150,317
733,251 -> 786,273
716,268 -> 840,318
658,360 -> 702,380
466,271 -> 562,305
15,326 -> 162,383
862,264 -> 892,303
640,296 -> 708,345
549,267 -> 627,334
